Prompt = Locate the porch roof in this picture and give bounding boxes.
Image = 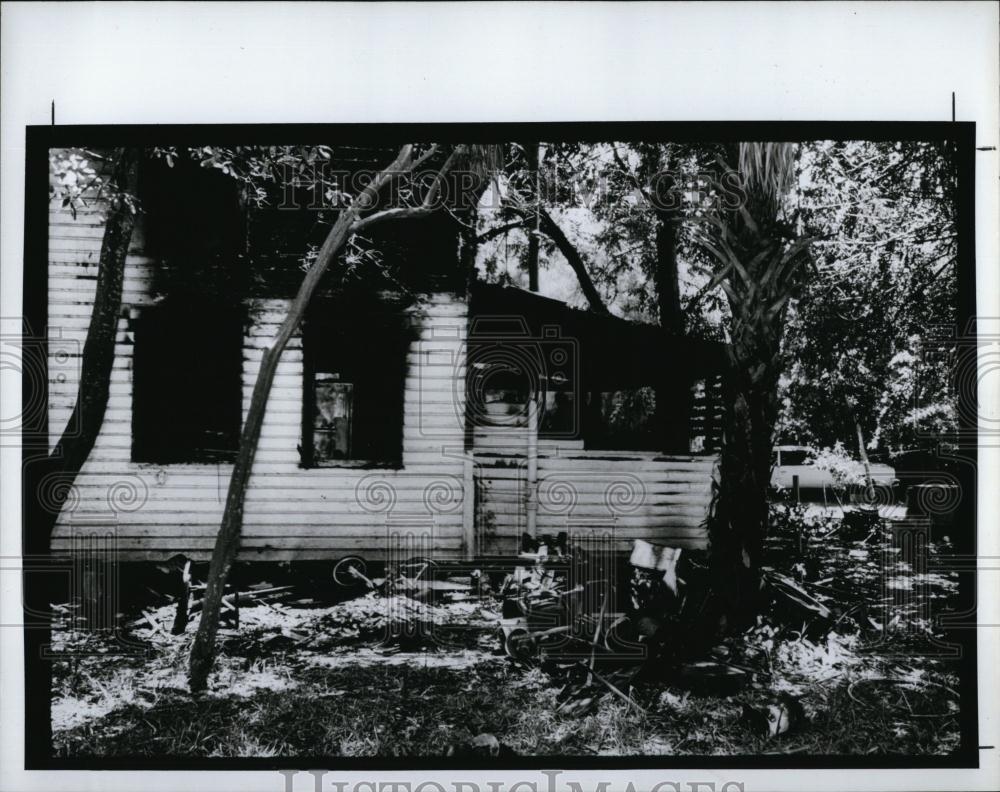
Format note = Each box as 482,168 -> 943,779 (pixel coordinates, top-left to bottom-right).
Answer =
468,284 -> 728,388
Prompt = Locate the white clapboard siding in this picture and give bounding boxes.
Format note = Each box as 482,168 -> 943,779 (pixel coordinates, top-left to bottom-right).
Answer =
49,202 -> 469,561
473,441 -> 718,555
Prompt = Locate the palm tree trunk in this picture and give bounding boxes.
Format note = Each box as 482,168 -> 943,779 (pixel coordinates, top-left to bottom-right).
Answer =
711,324 -> 783,627
700,143 -> 810,629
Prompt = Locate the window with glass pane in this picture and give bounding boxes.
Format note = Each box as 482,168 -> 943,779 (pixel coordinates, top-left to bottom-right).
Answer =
301,295 -> 408,468
312,375 -> 353,461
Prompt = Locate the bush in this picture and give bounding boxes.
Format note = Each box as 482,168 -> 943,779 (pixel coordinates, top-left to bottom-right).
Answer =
768,500 -> 834,539
839,507 -> 885,541
810,442 -> 868,489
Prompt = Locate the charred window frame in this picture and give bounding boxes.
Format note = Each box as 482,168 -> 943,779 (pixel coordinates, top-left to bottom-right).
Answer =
131,152 -> 247,464
301,297 -> 410,468
131,298 -> 244,463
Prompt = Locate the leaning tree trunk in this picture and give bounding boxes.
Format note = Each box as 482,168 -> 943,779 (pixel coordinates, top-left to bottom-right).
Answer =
851,412 -> 876,501
187,207 -> 358,692
526,206 -> 608,315
41,147 -> 140,539
188,144 -> 448,692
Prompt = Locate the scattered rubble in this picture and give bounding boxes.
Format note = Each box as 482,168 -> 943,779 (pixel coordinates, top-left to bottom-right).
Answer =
50,503 -> 962,755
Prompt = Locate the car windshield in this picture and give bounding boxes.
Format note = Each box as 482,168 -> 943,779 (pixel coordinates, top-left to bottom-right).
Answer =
780,450 -> 811,466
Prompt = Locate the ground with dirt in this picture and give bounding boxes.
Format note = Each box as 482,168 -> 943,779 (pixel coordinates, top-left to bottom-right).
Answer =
51,505 -> 964,758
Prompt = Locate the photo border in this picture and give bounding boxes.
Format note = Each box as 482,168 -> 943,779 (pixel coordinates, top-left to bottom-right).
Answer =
22,120 -> 979,771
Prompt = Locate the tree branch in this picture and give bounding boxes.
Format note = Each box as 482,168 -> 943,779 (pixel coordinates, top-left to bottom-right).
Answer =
506,204 -> 608,314
683,261 -> 735,315
350,148 -> 459,233
611,145 -> 655,207
476,218 -> 527,243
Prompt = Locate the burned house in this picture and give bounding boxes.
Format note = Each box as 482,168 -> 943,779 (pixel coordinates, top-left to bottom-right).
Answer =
46,147 -> 726,565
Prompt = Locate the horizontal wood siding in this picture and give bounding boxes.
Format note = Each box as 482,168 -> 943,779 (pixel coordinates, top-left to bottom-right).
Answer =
474,447 -> 718,555
49,201 -> 469,561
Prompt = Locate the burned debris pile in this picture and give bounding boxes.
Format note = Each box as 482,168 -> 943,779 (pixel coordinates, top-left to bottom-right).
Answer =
52,502 -> 960,752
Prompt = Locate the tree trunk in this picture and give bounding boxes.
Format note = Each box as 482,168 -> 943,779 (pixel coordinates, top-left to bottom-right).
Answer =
699,142 -> 810,630
525,143 -> 540,292
654,207 -> 683,335
710,230 -> 801,629
653,199 -> 690,451
459,205 -> 480,292
708,239 -> 802,630
710,332 -> 782,629
41,147 -> 140,539
187,208 -> 357,692
853,417 -> 876,500
188,144 -> 445,692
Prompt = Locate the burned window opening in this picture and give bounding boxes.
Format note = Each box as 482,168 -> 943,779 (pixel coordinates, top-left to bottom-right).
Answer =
139,154 -> 248,299
131,297 -> 244,464
301,295 -> 411,468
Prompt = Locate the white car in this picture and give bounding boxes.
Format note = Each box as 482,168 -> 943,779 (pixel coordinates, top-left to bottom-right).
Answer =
770,445 -> 898,493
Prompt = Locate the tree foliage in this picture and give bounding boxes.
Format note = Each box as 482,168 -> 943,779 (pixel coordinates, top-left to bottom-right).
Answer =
780,140 -> 958,454
475,141 -> 733,339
